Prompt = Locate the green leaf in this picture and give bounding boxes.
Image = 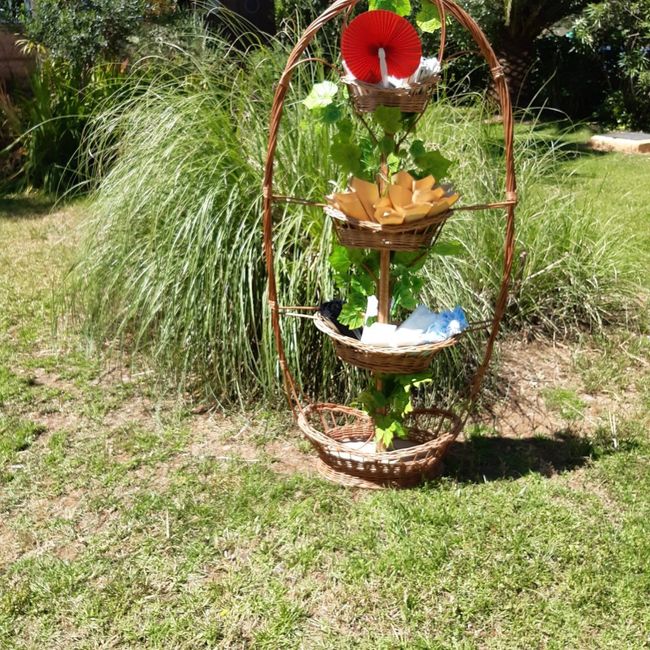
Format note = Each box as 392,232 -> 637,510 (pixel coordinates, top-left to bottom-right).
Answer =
362,250 -> 380,275
392,273 -> 423,310
338,302 -> 365,329
375,418 -> 408,448
387,152 -> 401,174
393,251 -> 428,270
379,135 -> 396,156
360,136 -> 380,182
336,118 -> 354,142
359,388 -> 387,413
328,245 -> 351,276
416,0 -> 441,33
374,105 -> 402,135
319,102 -> 343,124
432,240 -> 464,256
369,0 -> 412,17
303,81 -> 338,110
331,141 -> 362,176
410,140 -> 454,178
351,274 -> 375,297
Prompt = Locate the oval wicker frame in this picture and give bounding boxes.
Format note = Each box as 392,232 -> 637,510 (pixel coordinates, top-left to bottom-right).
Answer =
314,312 -> 459,374
262,0 -> 517,488
326,205 -> 451,251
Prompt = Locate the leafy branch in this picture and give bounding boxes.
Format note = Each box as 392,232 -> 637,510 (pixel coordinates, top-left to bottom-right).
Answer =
357,373 -> 433,448
303,83 -> 454,182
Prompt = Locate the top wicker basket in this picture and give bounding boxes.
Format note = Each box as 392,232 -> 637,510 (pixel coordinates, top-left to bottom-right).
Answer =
342,75 -> 440,113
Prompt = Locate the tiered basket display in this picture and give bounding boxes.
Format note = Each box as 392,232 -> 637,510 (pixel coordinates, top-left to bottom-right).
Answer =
262,0 -> 517,489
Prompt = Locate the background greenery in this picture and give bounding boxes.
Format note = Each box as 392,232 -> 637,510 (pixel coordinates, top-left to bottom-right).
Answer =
0,4 -> 648,645
65,30 -> 639,405
2,0 -> 648,196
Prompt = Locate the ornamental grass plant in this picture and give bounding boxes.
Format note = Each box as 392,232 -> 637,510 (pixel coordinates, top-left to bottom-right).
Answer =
69,26 -> 638,405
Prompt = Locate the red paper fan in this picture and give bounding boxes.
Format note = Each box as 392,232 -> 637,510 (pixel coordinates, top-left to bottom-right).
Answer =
342,10 -> 422,84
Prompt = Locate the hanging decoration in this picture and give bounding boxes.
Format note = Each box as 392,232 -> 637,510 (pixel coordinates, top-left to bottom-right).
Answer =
341,10 -> 422,85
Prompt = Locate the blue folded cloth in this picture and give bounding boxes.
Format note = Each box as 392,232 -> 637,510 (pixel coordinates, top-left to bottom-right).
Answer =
392,304 -> 468,347
423,305 -> 468,342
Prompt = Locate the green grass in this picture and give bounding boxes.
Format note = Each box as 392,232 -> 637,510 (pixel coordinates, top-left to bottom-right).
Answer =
1,182 -> 650,647
567,152 -> 650,287
523,120 -> 650,289
542,387 -> 586,422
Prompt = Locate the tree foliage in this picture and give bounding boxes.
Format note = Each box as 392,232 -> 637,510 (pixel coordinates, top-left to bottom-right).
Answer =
574,0 -> 650,129
22,0 -> 145,76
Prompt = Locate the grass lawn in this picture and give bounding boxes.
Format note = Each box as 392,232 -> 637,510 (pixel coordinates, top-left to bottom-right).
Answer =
1,142 -> 649,648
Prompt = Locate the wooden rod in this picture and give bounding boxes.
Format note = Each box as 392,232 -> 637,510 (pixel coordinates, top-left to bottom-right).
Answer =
378,250 -> 391,324
272,195 -> 327,208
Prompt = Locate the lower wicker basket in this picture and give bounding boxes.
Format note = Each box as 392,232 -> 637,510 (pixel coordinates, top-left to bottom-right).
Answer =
325,206 -> 451,252
342,76 -> 440,113
314,313 -> 460,374
297,403 -> 463,488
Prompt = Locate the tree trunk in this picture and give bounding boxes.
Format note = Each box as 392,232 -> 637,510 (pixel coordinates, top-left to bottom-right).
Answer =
496,45 -> 533,108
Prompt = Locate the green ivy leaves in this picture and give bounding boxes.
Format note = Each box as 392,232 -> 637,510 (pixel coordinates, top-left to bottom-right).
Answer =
358,373 -> 433,448
416,0 -> 442,33
373,105 -> 402,135
410,140 -> 453,178
302,80 -> 338,109
331,119 -> 362,177
369,0 -> 412,17
328,245 -> 378,329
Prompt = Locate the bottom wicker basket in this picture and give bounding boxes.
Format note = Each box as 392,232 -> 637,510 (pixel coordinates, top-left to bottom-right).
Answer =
297,403 -> 463,489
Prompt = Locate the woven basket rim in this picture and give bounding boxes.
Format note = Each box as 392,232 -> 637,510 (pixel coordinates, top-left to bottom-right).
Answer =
297,402 -> 462,462
314,312 -> 461,355
324,205 -> 451,232
341,75 -> 440,94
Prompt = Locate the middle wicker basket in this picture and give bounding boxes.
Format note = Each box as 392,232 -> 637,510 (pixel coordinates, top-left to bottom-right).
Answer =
325,205 -> 452,251
314,312 -> 461,374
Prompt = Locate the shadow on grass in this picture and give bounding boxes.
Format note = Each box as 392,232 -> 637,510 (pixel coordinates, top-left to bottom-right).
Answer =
444,430 -> 636,483
0,193 -> 57,220
483,117 -> 609,162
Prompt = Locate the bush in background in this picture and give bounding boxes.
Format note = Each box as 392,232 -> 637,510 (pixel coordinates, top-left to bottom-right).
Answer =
22,0 -> 144,79
0,0 -> 193,194
574,0 -> 650,130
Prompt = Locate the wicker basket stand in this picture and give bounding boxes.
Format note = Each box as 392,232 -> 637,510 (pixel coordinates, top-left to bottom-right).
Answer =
262,0 -> 517,489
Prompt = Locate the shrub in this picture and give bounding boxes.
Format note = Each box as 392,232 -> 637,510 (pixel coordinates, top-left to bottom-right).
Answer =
22,0 -> 144,78
5,1 -> 197,194
574,0 -> 650,130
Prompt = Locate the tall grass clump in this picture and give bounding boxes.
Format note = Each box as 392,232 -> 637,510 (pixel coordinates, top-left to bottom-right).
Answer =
416,103 -> 638,336
70,28 -> 637,405
71,30 -> 347,405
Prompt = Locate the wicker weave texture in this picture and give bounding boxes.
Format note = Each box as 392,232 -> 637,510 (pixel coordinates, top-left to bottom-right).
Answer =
298,403 -> 462,488
343,76 -> 439,113
326,205 -> 450,251
262,0 -> 518,487
314,313 -> 458,374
